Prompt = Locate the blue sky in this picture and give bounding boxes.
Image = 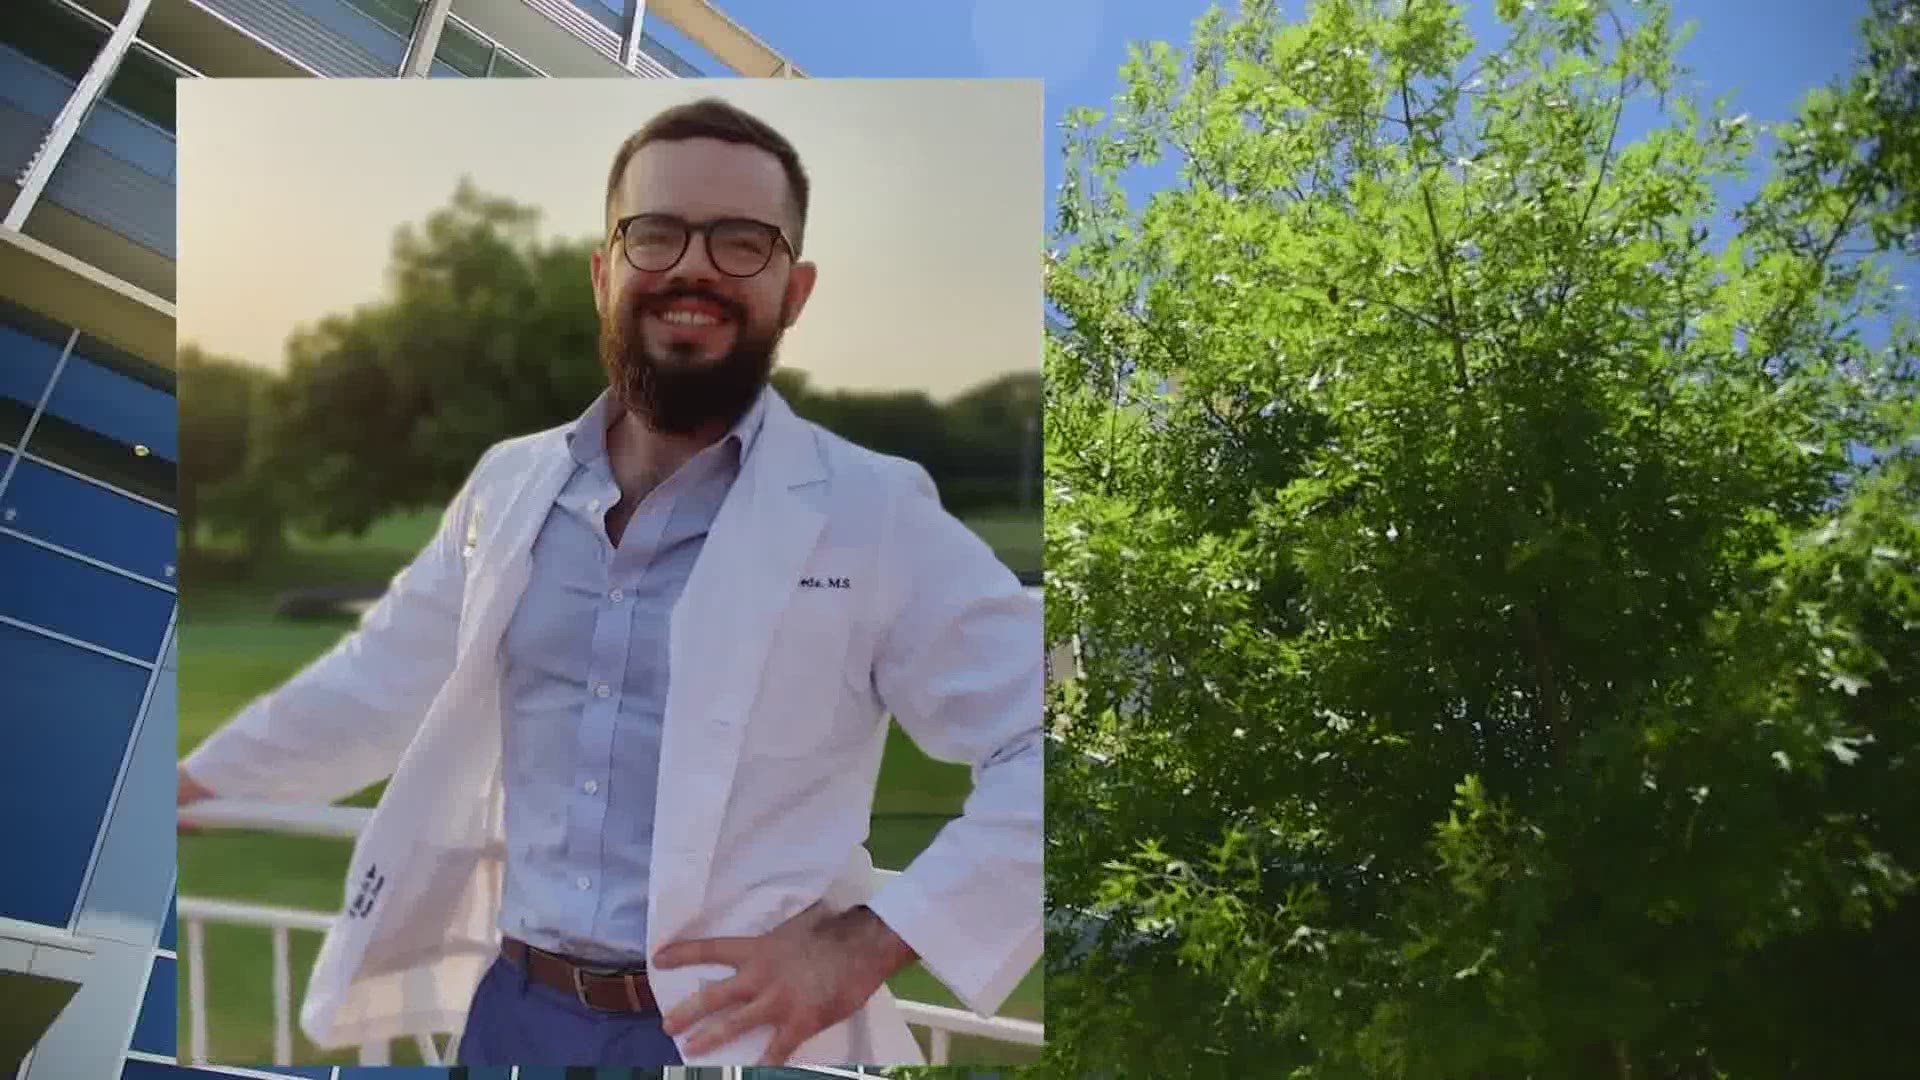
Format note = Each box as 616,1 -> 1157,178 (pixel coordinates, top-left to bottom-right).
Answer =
645,0 -> 1877,236
642,0 -> 1913,370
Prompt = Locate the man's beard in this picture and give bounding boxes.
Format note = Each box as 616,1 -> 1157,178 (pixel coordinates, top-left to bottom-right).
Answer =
598,289 -> 785,436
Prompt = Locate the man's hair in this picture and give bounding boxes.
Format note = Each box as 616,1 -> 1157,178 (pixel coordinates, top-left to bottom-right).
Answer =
604,97 -> 810,254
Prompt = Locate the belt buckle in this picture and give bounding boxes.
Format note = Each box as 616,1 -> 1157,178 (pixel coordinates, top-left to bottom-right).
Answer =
571,963 -> 643,1012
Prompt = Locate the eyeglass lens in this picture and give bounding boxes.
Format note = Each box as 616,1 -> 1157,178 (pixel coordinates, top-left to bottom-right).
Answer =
626,216 -> 778,276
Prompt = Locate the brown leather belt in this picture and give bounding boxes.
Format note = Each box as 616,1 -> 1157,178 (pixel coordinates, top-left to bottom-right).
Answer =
500,935 -> 659,1014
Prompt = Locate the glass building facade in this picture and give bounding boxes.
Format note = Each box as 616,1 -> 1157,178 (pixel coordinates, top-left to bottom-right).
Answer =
0,0 -> 795,1077
0,294 -> 181,1080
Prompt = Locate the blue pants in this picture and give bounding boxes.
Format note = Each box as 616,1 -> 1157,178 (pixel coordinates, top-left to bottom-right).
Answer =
456,953 -> 684,1067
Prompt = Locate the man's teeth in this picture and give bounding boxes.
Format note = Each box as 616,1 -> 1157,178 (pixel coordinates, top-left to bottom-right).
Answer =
658,309 -> 720,327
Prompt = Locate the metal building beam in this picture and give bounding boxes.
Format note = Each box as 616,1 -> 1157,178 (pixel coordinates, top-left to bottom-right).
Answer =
4,0 -> 154,232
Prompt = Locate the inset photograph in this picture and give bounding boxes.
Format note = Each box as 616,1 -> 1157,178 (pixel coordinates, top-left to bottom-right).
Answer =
173,77 -> 1043,1070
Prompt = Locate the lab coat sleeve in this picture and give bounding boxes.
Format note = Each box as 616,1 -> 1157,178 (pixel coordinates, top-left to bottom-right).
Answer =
862,460 -> 1043,1018
179,447 -> 496,806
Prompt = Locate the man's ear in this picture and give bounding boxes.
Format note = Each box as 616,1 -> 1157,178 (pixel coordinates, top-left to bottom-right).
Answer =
782,261 -> 819,328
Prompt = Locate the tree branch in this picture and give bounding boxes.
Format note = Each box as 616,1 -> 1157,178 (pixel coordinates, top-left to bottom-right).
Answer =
1326,282 -> 1457,338
1554,19 -> 1634,315
1753,184 -> 1871,379
1520,604 -> 1568,766
1401,75 -> 1470,390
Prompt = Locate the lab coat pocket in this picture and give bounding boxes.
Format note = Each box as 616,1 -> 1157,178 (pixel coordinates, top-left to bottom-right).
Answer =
745,591 -> 869,759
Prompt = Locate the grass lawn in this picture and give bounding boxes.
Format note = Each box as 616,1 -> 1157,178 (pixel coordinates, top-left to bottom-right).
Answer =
177,505 -> 1042,1067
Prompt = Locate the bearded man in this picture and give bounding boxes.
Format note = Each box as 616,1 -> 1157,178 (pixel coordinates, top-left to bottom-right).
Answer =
177,97 -> 1042,1069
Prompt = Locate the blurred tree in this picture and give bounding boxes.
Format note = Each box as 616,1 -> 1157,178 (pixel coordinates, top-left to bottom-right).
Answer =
257,177 -> 1037,536
793,387 -> 950,472
261,178 -> 603,538
1041,0 -> 1920,1078
176,343 -> 281,562
945,370 -> 1044,508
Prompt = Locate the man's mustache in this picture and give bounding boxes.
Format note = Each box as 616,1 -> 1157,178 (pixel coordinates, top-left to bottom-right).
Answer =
635,287 -> 747,324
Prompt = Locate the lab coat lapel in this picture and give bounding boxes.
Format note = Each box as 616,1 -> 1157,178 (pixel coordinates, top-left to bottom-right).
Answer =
456,432 -> 573,665
656,392 -> 827,914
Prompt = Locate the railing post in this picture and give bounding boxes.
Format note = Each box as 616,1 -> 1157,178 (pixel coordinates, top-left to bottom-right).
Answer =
185,916 -> 208,1064
271,926 -> 292,1065
176,805 -> 1042,1066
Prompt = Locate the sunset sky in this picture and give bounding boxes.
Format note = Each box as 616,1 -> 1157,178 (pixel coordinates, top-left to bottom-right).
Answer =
176,78 -> 1041,400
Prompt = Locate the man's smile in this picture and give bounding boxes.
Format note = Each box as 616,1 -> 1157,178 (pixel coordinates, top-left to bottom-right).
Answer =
643,295 -> 738,339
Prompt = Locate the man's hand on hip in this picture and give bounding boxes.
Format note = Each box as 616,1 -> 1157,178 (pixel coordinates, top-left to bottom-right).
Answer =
654,902 -> 918,1065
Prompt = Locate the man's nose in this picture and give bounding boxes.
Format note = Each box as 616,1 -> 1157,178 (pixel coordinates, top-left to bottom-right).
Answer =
667,232 -> 723,285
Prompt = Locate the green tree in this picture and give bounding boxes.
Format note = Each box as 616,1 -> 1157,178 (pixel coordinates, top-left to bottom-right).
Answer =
945,370 -> 1044,510
176,343 -> 282,562
261,178 -> 604,538
258,178 -> 1034,535
1043,1 -> 1920,1077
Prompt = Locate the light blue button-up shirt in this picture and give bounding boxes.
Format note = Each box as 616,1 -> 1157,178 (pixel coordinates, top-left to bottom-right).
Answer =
497,388 -> 765,965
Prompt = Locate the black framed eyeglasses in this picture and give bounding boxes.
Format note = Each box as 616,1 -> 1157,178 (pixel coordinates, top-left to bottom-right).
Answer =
611,213 -> 796,278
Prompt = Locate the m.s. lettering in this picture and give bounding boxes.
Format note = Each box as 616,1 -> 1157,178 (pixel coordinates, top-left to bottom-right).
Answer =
347,864 -> 386,920
798,576 -> 851,590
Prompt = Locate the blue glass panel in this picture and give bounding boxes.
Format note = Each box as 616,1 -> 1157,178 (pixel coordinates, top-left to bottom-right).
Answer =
490,50 -> 538,77
579,0 -> 624,33
42,350 -> 177,462
0,43 -> 79,116
339,1071 -> 462,1079
639,33 -> 703,77
0,623 -> 148,926
76,99 -> 176,181
160,890 -> 176,950
25,343 -> 175,507
285,0 -> 407,69
0,311 -> 65,444
3,458 -> 176,581
0,1 -> 103,85
130,955 -> 175,1055
0,533 -> 173,659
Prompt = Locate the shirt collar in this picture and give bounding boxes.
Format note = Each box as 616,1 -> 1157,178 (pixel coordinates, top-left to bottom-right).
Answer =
728,383 -> 770,463
566,384 -> 771,468
565,390 -> 617,468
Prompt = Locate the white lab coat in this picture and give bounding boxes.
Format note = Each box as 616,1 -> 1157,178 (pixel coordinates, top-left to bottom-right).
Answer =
181,390 -> 1043,1066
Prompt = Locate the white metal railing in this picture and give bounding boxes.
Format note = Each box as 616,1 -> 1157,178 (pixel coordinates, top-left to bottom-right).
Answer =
177,799 -> 1042,1066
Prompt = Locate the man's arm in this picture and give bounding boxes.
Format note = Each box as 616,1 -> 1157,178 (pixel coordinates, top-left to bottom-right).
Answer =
651,459 -> 1040,1063
860,460 -> 1045,1018
178,448 -> 496,808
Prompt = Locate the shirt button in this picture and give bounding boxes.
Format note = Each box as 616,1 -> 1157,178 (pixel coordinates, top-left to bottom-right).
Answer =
583,779 -> 598,795
609,588 -> 624,603
577,876 -> 591,891
595,683 -> 611,698
588,498 -> 601,513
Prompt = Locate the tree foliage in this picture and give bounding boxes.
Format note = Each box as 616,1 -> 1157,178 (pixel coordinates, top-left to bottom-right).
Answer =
1042,0 -> 1920,1077
230,177 -> 1039,539
176,342 -> 283,561
259,179 -> 606,538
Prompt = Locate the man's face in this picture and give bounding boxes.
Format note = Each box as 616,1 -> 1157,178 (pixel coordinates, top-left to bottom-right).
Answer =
592,137 -> 817,435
